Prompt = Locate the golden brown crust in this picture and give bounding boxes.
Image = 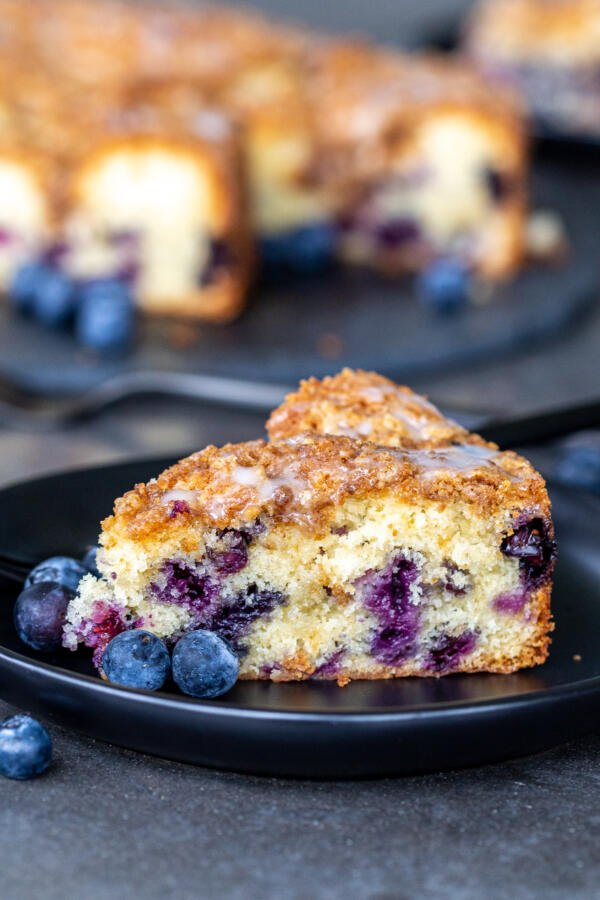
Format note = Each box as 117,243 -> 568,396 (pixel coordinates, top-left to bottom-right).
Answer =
102,431 -> 551,546
267,368 -> 485,448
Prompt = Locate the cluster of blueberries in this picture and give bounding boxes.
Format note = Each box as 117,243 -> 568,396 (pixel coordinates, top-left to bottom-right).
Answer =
4,550 -> 240,780
9,261 -> 136,352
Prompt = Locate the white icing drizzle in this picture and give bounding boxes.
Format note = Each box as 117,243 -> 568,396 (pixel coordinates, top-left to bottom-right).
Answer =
406,444 -> 518,480
161,489 -> 201,505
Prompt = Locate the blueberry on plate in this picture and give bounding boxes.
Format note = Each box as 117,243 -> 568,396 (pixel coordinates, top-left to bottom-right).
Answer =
25,555 -> 88,593
102,630 -> 170,691
30,266 -> 75,326
75,277 -> 135,352
172,630 -> 239,699
81,546 -> 101,577
260,223 -> 335,275
8,262 -> 51,315
417,259 -> 471,312
0,714 -> 52,780
14,582 -> 73,652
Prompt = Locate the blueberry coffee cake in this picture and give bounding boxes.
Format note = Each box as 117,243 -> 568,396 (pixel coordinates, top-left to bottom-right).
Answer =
64,380 -> 555,682
465,0 -> 600,137
0,0 -> 532,329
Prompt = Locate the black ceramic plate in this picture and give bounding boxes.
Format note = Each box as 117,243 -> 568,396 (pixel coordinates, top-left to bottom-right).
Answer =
0,155 -> 598,396
0,457 -> 599,778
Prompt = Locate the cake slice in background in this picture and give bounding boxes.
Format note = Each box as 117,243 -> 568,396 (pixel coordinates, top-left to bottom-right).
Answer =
65,122 -> 252,322
311,44 -> 528,279
64,372 -> 555,683
464,0 -> 600,138
4,73 -> 253,323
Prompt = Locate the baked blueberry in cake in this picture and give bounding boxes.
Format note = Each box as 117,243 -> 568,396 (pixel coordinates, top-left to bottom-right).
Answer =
465,0 -> 600,137
64,378 -> 555,682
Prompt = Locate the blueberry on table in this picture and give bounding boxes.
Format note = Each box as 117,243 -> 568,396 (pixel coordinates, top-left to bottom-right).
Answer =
81,546 -> 101,577
102,630 -> 170,691
172,630 -> 239,699
75,277 -> 135,352
26,555 -> 88,593
14,583 -> 73,652
417,259 -> 471,312
0,714 -> 52,780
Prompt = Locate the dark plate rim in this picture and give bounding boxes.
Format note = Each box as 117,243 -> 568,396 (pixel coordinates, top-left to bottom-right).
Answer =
1,640 -> 600,723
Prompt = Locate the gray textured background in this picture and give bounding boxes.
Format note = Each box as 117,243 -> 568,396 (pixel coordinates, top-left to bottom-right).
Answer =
1,1 -> 599,898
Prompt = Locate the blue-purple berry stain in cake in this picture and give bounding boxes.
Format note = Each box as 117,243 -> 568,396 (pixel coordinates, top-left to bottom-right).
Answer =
425,630 -> 478,674
355,552 -> 421,666
500,517 -> 556,589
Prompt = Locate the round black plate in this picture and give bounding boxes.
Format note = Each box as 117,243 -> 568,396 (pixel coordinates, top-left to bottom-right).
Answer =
0,457 -> 599,777
0,155 -> 598,396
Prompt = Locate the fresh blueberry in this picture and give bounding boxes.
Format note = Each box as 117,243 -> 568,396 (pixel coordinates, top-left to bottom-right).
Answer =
81,546 -> 101,577
26,556 -> 87,593
417,259 -> 471,312
556,445 -> 600,495
260,222 -> 335,275
8,262 -> 50,314
101,630 -> 170,691
14,583 -> 73,652
30,266 -> 75,326
172,630 -> 239,699
75,278 -> 135,352
0,714 -> 52,780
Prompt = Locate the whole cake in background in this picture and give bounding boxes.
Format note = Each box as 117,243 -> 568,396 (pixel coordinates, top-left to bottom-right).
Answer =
64,369 -> 556,683
465,0 -> 600,138
0,0 -> 529,328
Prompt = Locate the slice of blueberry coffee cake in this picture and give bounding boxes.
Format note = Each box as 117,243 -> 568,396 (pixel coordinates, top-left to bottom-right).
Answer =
62,120 -> 252,323
311,43 -> 528,279
64,427 -> 555,682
